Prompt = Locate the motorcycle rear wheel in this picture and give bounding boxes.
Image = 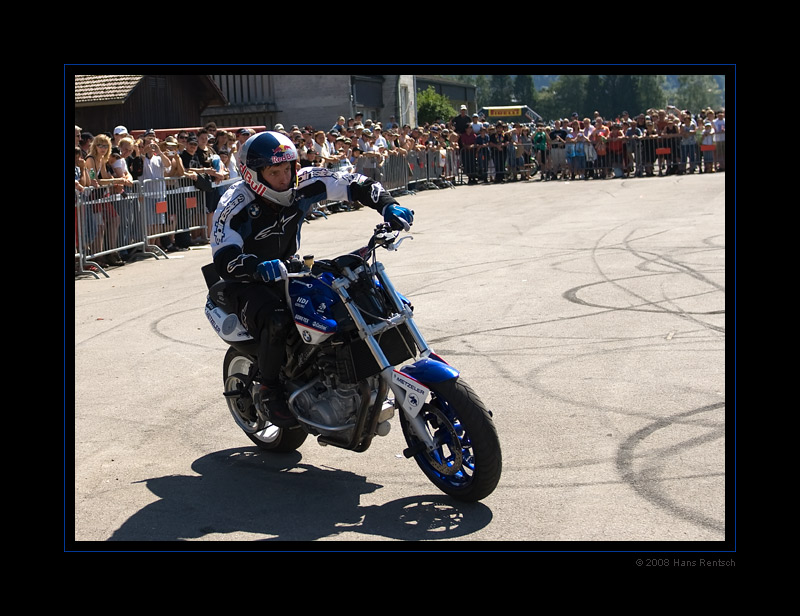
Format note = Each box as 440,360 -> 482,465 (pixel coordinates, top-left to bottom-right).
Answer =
399,377 -> 502,502
223,347 -> 307,452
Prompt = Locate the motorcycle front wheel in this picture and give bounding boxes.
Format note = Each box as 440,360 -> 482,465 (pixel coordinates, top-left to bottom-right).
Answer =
399,377 -> 502,502
222,347 -> 307,452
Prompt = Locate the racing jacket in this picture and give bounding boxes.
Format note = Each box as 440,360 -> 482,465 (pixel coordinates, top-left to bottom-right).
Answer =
211,166 -> 399,281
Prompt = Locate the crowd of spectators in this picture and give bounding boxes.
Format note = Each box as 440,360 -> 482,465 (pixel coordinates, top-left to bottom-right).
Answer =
257,104 -> 726,187
75,122 -> 242,263
75,104 -> 725,269
449,104 -> 726,183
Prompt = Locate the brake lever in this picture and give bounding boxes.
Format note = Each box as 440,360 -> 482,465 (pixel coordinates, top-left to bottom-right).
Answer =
384,234 -> 412,251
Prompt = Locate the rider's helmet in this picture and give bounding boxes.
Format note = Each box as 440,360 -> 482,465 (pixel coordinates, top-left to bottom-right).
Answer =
237,131 -> 299,207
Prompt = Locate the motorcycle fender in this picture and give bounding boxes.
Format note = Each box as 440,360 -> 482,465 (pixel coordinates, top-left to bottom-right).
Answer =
401,357 -> 460,384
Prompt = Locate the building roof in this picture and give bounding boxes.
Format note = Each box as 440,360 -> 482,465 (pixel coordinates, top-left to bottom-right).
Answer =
74,74 -> 227,108
74,75 -> 144,106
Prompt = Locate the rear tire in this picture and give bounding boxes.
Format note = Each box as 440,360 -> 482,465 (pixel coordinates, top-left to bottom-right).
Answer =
222,347 -> 307,452
399,377 -> 501,502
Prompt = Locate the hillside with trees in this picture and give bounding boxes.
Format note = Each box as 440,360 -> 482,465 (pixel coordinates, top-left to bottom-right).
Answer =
445,75 -> 726,122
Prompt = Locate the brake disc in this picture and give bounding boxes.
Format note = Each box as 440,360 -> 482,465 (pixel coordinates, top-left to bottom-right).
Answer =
419,405 -> 464,476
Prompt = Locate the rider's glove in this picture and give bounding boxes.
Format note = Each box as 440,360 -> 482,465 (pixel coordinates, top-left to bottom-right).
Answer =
256,259 -> 288,283
383,204 -> 414,231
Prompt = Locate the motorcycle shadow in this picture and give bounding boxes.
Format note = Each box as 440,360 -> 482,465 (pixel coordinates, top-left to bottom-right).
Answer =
107,447 -> 493,544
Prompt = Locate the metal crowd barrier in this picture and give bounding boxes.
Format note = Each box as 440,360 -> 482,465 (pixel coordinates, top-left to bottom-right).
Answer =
142,176 -> 210,249
379,152 -> 412,193
76,137 -> 720,280
456,142 -> 535,183
75,182 -> 152,278
402,148 -> 457,191
75,176 -> 230,278
453,133 -> 721,181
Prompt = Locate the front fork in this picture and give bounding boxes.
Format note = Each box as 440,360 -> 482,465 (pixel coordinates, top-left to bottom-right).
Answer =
332,261 -> 459,451
382,366 -> 435,451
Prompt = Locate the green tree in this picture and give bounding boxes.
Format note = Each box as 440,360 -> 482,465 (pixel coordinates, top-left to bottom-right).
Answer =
417,86 -> 458,125
671,75 -> 724,113
474,75 -> 490,109
553,74 -> 588,119
635,75 -> 668,113
513,75 -> 535,106
488,75 -> 513,105
533,87 -> 558,122
584,74 -> 603,116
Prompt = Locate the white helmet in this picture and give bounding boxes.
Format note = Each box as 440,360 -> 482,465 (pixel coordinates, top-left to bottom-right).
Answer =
238,131 -> 298,207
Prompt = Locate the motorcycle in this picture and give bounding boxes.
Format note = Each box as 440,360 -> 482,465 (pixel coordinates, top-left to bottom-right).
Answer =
202,223 -> 502,502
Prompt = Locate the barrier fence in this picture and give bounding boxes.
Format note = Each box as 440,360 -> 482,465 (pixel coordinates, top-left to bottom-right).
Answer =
75,135 -> 722,278
75,177 -> 236,278
458,141 -> 538,184
531,133 -> 721,180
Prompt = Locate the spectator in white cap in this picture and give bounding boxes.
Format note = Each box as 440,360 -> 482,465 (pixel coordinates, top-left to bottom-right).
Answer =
471,113 -> 483,134
113,125 -> 129,146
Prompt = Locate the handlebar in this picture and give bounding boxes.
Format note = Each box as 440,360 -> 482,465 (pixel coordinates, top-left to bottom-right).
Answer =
285,224 -> 411,280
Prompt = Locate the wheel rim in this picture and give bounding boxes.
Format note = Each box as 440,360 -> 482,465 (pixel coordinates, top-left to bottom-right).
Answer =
224,356 -> 281,444
416,399 -> 476,489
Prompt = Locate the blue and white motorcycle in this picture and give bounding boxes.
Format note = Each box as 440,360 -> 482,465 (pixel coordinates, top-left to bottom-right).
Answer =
203,223 -> 502,502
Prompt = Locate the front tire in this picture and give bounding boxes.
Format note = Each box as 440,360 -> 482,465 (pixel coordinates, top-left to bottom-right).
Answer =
399,377 -> 501,502
222,347 -> 307,452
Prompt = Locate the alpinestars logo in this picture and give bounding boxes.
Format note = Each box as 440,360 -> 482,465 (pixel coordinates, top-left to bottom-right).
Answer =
255,212 -> 298,240
226,253 -> 252,274
213,193 -> 245,245
370,183 -> 385,203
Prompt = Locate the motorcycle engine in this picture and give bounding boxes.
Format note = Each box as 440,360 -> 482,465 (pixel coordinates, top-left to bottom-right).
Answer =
290,380 -> 363,435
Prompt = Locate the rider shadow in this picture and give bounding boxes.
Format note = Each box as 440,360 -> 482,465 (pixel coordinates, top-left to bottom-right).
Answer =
107,448 -> 493,544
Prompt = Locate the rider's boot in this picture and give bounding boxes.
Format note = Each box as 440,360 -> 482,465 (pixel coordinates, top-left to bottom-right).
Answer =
255,384 -> 297,428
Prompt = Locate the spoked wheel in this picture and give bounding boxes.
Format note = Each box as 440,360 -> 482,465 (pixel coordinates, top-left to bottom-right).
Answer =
399,378 -> 502,502
223,347 -> 307,452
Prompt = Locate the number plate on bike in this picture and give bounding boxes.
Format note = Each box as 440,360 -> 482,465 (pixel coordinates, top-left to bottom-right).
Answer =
392,370 -> 430,417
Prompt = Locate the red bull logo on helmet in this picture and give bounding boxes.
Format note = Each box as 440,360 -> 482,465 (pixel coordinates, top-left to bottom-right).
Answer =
240,164 -> 266,196
271,143 -> 296,164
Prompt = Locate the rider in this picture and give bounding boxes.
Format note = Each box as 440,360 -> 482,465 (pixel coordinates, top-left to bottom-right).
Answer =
210,130 -> 414,427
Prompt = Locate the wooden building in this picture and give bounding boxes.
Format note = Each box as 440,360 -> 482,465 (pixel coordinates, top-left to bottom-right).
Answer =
74,75 -> 227,137
72,73 -> 477,137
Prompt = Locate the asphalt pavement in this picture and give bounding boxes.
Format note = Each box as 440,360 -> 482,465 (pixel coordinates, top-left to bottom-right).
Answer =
71,171 -> 731,554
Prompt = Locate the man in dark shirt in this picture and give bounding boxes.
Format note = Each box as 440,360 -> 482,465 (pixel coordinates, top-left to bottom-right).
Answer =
452,105 -> 472,135
488,123 -> 508,183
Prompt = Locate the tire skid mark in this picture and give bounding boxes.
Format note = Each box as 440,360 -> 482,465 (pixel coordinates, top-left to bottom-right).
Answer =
623,230 -> 725,292
563,273 -> 723,315
152,306 -> 221,350
76,290 -> 210,348
616,402 -> 725,534
573,224 -> 725,334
